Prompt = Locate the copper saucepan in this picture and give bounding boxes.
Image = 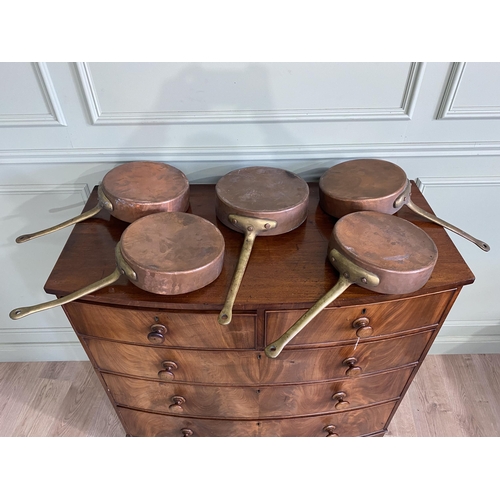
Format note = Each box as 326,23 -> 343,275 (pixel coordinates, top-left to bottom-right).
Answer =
215,166 -> 310,325
16,161 -> 190,243
10,212 -> 225,320
264,211 -> 438,358
319,159 -> 490,252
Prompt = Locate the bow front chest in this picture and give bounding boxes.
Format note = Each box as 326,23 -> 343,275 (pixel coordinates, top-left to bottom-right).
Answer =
45,182 -> 474,437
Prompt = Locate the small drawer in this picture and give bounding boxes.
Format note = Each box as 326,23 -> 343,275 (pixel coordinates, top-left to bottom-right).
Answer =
118,401 -> 397,437
65,302 -> 255,349
265,290 -> 454,347
102,366 -> 413,419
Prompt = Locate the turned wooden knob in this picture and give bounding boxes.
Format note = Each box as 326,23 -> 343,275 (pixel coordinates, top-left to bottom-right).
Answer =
158,361 -> 178,380
343,357 -> 362,377
332,391 -> 350,409
323,425 -> 339,437
169,395 -> 186,412
147,323 -> 168,344
352,317 -> 373,338
181,428 -> 193,437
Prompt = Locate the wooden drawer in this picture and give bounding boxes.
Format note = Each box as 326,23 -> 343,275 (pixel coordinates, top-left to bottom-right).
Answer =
258,330 -> 433,383
265,290 -> 454,347
85,330 -> 432,384
118,401 -> 397,437
102,366 -> 413,419
64,302 -> 255,349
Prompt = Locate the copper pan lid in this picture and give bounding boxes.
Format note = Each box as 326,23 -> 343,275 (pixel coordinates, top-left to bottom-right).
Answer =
102,161 -> 190,222
319,159 -> 407,218
120,212 -> 225,295
329,211 -> 438,295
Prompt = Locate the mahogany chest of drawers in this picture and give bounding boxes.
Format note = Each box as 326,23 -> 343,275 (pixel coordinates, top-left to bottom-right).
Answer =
44,182 -> 474,437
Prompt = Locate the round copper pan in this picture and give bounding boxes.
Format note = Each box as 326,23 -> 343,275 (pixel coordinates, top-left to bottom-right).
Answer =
265,211 -> 438,358
319,159 -> 489,252
215,167 -> 310,325
16,161 -> 190,243
10,212 -> 225,320
215,167 -> 310,236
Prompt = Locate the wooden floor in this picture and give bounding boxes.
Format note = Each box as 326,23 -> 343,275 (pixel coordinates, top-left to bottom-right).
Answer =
0,354 -> 499,437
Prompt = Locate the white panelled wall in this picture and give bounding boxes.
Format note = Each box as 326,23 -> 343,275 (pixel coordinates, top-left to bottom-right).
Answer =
1,62 -> 499,361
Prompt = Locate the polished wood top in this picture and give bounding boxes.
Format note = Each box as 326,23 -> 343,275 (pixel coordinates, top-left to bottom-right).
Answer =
44,182 -> 474,311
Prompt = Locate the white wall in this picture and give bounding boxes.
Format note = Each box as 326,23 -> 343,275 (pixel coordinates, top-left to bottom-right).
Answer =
1,62 -> 499,361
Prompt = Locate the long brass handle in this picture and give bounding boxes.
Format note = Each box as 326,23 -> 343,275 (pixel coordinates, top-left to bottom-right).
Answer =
16,204 -> 103,243
218,214 -> 277,325
10,243 -> 134,320
405,199 -> 490,252
265,249 -> 380,359
16,185 -> 113,244
394,180 -> 490,252
9,267 -> 122,320
264,275 -> 353,358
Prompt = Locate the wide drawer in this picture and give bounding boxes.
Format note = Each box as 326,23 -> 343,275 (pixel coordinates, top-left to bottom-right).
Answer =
64,302 -> 255,349
102,366 -> 413,419
85,330 -> 432,384
266,290 -> 454,347
118,401 -> 397,437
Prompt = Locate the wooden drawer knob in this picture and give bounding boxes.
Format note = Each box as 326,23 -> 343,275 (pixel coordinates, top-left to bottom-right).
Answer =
332,391 -> 350,410
147,323 -> 168,344
158,361 -> 178,380
323,425 -> 339,437
169,395 -> 186,412
352,317 -> 373,338
181,428 -> 193,437
342,357 -> 362,377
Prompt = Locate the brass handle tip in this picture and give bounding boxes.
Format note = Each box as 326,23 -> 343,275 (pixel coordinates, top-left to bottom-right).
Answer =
264,344 -> 281,359
16,235 -> 31,244
10,308 -> 27,320
218,310 -> 232,325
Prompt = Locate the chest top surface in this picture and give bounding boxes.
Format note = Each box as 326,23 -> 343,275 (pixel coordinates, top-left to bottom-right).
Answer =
44,182 -> 475,311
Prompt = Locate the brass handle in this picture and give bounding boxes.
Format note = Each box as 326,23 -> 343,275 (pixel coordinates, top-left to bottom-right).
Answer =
332,391 -> 350,410
10,267 -> 122,320
352,317 -> 373,338
323,425 -> 339,437
158,361 -> 178,380
147,324 -> 168,344
181,428 -> 193,437
343,357 -> 362,377
218,214 -> 277,325
169,396 -> 185,413
394,181 -> 490,252
10,243 -> 134,320
265,274 -> 353,358
265,249 -> 380,358
15,184 -> 113,244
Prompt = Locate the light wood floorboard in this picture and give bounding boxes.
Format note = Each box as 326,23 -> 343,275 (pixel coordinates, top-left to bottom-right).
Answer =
0,354 -> 499,437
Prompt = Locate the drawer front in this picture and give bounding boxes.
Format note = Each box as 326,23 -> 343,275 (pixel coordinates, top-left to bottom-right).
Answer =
84,337 -> 261,385
85,330 -> 431,385
265,290 -> 454,347
65,302 -> 255,349
258,330 -> 433,383
103,366 -> 413,419
119,401 -> 397,437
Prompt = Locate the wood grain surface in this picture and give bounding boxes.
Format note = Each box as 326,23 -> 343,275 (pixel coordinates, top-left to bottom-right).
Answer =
1,355 -> 499,437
